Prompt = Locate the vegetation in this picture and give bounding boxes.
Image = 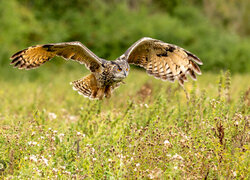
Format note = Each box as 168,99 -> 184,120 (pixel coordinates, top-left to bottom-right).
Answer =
0,0 -> 249,73
0,69 -> 249,179
0,0 -> 249,179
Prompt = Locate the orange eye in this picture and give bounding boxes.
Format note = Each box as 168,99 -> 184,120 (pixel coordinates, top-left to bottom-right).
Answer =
126,68 -> 128,71
117,68 -> 122,72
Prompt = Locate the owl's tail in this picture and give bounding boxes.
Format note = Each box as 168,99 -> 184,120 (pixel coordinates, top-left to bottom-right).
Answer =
70,74 -> 110,100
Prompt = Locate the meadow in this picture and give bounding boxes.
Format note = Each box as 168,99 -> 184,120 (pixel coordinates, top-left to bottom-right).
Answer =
0,0 -> 249,179
0,65 -> 249,179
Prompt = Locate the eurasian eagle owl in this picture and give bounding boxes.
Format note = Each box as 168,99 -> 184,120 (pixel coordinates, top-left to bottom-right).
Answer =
10,37 -> 203,100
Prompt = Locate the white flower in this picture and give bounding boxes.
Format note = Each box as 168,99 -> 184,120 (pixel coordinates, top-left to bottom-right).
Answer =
144,104 -> 149,108
134,168 -> 137,171
31,132 -> 36,136
28,141 -> 38,146
93,158 -> 97,161
166,154 -> 172,157
164,140 -> 170,145
30,155 -> 38,162
68,115 -> 77,121
108,159 -> 112,162
65,171 -> 71,175
40,136 -> 45,139
233,171 -> 237,177
148,174 -> 154,179
59,133 -> 65,137
131,157 -> 134,161
174,166 -> 178,170
172,154 -> 183,161
52,168 -> 58,173
48,112 -> 57,120
77,132 -> 81,136
58,133 -> 65,142
42,158 -> 49,166
136,163 -> 140,167
53,130 -> 58,134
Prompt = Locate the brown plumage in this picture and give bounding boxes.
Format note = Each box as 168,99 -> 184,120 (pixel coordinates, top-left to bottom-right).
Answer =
10,37 -> 203,100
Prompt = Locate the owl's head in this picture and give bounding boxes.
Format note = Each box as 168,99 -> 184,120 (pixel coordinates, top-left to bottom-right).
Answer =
112,61 -> 130,80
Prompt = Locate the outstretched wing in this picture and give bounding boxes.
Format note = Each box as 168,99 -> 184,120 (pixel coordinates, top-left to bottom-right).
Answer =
123,37 -> 203,85
10,42 -> 103,72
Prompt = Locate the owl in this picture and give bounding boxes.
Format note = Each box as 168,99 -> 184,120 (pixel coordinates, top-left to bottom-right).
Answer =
10,37 -> 203,100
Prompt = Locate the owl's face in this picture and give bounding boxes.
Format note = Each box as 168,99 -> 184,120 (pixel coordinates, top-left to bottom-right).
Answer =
112,61 -> 130,80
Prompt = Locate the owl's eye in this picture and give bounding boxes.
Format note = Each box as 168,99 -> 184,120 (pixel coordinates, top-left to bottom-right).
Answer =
126,68 -> 128,71
117,68 -> 122,72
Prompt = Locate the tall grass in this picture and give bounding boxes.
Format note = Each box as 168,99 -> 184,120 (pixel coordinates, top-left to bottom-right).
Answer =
0,69 -> 249,179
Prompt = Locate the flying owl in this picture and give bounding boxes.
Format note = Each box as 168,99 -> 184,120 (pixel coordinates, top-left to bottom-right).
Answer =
10,37 -> 203,100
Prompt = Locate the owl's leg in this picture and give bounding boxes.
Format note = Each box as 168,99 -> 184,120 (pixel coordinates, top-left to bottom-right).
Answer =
104,86 -> 112,99
96,88 -> 105,100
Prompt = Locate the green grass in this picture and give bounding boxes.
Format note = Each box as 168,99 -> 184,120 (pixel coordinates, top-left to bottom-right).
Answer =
0,67 -> 249,179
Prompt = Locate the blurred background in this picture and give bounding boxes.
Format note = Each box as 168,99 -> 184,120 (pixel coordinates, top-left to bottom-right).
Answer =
0,0 -> 249,77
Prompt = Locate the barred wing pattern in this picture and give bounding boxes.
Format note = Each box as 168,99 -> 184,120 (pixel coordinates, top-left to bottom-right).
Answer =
10,42 -> 103,72
124,37 -> 203,85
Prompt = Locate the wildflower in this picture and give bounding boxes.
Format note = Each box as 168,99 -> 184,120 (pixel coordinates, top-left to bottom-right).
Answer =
30,155 -> 38,163
31,132 -> 36,136
144,104 -> 149,108
172,154 -> 183,161
148,174 -> 154,179
77,132 -> 81,136
164,140 -> 170,145
93,158 -> 97,161
166,154 -> 171,157
52,168 -> 58,173
28,141 -> 38,146
58,133 -> 65,142
41,157 -> 49,166
233,171 -> 237,177
53,130 -> 58,134
40,136 -> 45,139
136,163 -> 140,167
134,168 -> 137,171
174,166 -> 178,170
48,112 -> 57,120
68,115 -> 78,121
65,171 -> 71,175
108,159 -> 112,162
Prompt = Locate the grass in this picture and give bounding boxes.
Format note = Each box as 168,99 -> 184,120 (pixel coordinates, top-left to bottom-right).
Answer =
0,65 -> 249,179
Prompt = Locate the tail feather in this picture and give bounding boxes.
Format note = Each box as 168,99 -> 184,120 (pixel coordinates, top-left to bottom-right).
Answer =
71,74 -> 123,100
71,74 -> 99,99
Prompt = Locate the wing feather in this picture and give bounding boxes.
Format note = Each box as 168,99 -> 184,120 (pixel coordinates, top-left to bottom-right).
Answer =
123,37 -> 203,85
10,42 -> 103,72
